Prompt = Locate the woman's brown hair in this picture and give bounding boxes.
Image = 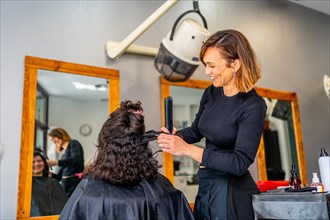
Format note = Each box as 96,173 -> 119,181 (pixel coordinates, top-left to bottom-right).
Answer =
200,29 -> 261,93
48,128 -> 72,142
48,128 -> 72,152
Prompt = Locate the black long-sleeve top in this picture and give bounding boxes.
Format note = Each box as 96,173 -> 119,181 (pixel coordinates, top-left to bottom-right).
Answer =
58,140 -> 84,177
178,86 -> 267,176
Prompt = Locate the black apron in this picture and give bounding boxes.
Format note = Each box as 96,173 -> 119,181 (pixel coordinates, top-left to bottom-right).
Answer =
194,169 -> 259,220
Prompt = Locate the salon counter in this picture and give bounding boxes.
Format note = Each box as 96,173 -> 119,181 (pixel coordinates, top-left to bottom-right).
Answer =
252,192 -> 330,220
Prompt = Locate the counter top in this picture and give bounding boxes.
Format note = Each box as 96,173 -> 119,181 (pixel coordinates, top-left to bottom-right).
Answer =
252,192 -> 330,219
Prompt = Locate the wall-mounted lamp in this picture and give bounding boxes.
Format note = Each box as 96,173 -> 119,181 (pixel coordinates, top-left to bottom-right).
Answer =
154,0 -> 209,82
105,0 -> 209,82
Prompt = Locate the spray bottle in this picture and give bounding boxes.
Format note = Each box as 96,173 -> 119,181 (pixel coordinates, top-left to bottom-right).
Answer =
310,173 -> 324,192
318,148 -> 330,192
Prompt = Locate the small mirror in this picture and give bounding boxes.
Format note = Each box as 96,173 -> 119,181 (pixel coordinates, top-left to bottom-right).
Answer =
17,56 -> 120,219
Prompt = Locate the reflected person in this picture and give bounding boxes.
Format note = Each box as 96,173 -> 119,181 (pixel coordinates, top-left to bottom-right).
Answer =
157,30 -> 267,220
60,100 -> 194,220
31,150 -> 68,216
47,127 -> 84,197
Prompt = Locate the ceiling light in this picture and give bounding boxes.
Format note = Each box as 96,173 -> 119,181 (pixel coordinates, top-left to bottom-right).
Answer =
73,82 -> 108,91
73,82 -> 86,90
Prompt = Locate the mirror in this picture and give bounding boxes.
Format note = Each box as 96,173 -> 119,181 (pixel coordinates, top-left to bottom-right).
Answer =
17,56 -> 120,219
160,77 -> 210,207
160,77 -> 306,205
36,70 -> 111,162
254,87 -> 306,184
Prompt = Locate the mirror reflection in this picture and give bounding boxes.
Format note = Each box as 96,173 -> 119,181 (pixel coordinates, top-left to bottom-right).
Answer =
17,56 -> 120,220
171,86 -> 205,203
160,77 -> 211,206
32,71 -> 110,216
36,70 -> 109,164
262,98 -> 298,181
255,87 -> 306,184
31,150 -> 68,216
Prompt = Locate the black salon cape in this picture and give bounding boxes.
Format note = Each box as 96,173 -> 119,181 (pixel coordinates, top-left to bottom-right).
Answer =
59,173 -> 194,220
31,176 -> 68,216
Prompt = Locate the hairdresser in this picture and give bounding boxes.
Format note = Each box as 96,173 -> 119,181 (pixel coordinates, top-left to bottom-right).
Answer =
157,29 -> 267,220
47,127 -> 84,197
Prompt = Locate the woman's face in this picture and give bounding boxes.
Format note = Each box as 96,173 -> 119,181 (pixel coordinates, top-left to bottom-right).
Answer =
32,155 -> 44,176
203,47 -> 236,88
51,136 -> 63,149
50,137 -> 64,152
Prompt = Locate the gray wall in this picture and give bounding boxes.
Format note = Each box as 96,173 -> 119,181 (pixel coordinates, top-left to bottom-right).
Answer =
1,0 -> 329,218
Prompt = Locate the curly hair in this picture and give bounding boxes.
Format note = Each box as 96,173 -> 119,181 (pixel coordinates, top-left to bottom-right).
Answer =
84,100 -> 160,186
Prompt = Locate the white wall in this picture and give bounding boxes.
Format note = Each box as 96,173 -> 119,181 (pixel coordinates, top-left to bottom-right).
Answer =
1,1 -> 329,218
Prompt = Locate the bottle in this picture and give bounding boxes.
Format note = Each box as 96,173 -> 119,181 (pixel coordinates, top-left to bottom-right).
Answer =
310,173 -> 324,192
289,164 -> 302,189
318,148 -> 330,192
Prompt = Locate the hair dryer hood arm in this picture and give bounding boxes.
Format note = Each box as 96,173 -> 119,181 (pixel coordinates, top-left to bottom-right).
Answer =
154,18 -> 209,82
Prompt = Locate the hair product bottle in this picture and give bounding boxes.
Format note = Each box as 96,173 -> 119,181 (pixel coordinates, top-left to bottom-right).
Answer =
310,173 -> 324,192
289,164 -> 302,189
318,148 -> 330,192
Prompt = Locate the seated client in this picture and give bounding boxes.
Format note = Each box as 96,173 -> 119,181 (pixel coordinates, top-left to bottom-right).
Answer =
31,150 -> 68,216
59,100 -> 194,220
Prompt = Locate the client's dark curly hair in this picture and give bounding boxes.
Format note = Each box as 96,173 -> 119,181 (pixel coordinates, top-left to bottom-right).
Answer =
84,100 -> 160,186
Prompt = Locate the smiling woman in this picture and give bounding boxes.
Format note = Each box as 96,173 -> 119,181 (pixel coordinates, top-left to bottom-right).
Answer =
160,76 -> 306,212
31,151 -> 68,217
17,56 -> 120,220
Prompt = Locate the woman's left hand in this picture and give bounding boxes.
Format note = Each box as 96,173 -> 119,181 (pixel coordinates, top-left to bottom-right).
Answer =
157,133 -> 190,156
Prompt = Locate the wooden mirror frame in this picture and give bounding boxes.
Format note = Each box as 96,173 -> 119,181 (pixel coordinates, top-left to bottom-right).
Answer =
254,87 -> 306,184
17,56 -> 120,219
160,76 -> 306,187
160,77 -> 211,184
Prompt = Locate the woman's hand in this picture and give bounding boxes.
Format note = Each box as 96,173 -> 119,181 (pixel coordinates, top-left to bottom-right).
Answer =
158,127 -> 204,163
160,126 -> 177,135
157,132 -> 189,156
